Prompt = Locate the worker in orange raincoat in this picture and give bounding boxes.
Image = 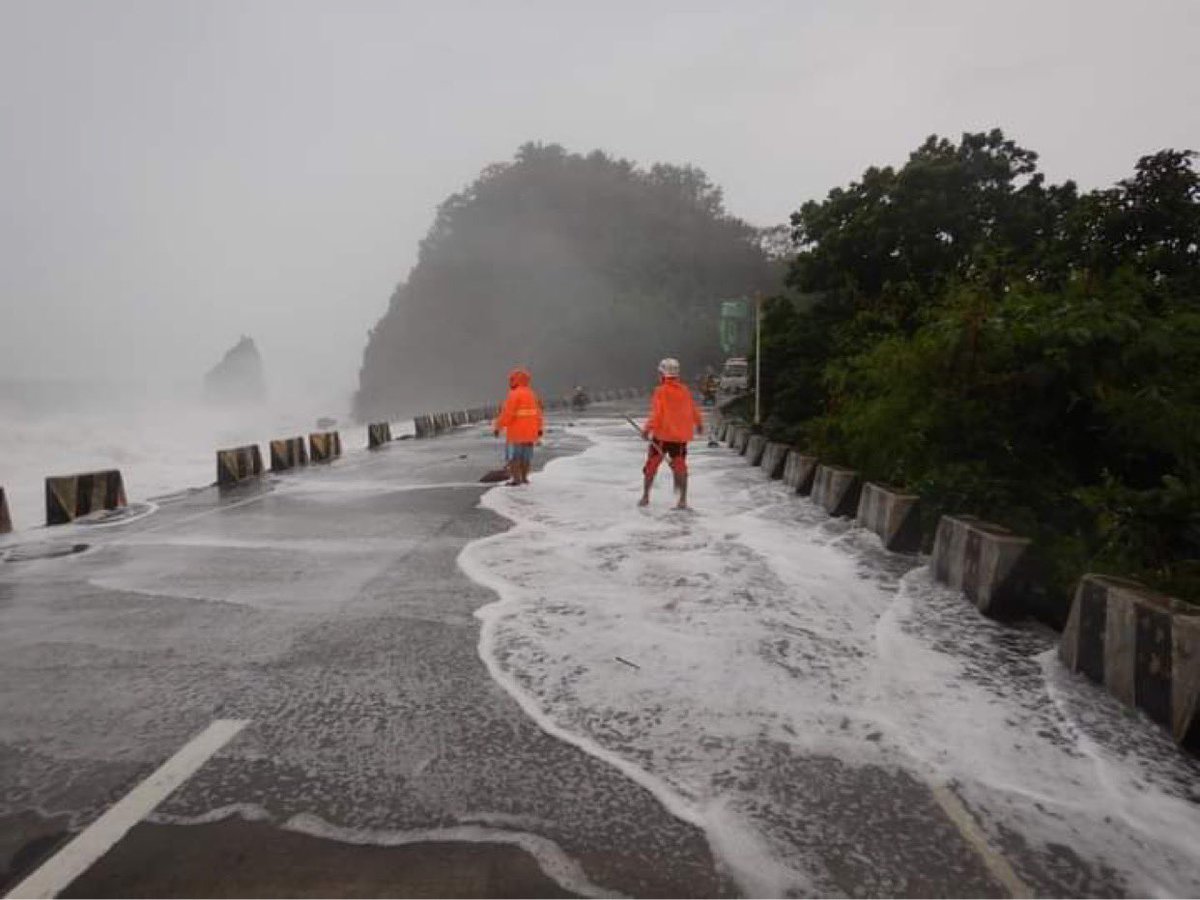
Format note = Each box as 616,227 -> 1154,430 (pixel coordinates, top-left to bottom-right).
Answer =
640,357 -> 703,509
493,367 -> 544,486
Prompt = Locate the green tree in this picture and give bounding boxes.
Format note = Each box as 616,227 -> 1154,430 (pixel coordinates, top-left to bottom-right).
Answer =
760,132 -> 1199,612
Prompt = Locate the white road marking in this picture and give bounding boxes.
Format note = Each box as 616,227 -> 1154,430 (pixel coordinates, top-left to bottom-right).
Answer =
931,782 -> 1032,899
6,719 -> 249,900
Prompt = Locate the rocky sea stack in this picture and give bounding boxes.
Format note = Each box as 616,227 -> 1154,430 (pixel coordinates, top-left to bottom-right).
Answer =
204,335 -> 267,405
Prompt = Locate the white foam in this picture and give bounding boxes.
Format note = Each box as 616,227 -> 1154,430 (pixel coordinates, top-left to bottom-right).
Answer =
285,812 -> 620,899
153,803 -> 618,898
459,421 -> 1200,897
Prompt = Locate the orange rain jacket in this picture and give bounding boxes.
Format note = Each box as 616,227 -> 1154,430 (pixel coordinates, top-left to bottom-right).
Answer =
645,377 -> 703,443
494,369 -> 544,444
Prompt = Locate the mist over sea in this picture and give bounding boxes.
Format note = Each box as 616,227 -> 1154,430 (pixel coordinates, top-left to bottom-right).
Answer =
0,377 -> 361,533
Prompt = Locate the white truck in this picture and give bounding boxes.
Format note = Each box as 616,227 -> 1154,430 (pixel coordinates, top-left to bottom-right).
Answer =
719,357 -> 749,393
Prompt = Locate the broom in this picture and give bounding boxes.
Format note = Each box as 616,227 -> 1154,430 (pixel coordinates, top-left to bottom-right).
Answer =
480,431 -> 511,483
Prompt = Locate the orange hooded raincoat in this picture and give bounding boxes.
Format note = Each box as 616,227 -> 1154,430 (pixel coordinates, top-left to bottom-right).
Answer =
494,369 -> 544,444
645,377 -> 702,443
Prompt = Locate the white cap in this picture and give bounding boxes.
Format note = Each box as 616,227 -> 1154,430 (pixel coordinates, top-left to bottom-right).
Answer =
658,357 -> 680,377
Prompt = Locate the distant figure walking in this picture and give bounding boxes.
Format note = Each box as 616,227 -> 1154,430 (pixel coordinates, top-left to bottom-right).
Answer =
493,367 -> 544,486
639,358 -> 703,509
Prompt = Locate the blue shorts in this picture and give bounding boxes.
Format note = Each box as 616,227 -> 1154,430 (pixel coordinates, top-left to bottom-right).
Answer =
506,443 -> 534,464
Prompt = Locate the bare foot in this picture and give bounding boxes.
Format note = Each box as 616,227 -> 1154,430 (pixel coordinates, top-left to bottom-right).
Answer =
637,496 -> 650,507
675,501 -> 689,510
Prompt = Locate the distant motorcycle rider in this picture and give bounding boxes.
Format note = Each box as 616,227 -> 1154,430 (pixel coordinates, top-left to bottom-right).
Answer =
571,385 -> 590,411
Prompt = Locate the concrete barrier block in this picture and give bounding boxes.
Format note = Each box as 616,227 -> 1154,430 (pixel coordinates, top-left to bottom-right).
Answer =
309,431 -> 342,463
368,422 -> 392,449
45,469 -> 127,525
745,434 -> 767,466
732,427 -> 751,455
811,465 -> 861,518
931,515 -> 1030,618
760,442 -> 789,479
725,423 -> 740,447
216,445 -> 263,486
1060,574 -> 1200,751
270,437 -> 308,471
857,482 -> 922,553
0,486 -> 11,534
1175,614 -> 1200,751
414,415 -> 430,438
783,451 -> 818,494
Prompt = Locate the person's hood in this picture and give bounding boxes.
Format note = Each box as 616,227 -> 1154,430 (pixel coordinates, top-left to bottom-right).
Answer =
508,368 -> 531,388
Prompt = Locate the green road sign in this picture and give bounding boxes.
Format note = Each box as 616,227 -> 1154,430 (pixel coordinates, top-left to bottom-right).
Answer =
720,298 -> 751,355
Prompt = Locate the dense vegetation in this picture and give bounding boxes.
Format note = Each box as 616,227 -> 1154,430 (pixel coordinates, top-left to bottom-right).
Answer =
356,143 -> 776,417
754,131 -> 1199,614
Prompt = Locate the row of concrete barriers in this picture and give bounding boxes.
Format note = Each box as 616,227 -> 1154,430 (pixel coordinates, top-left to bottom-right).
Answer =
0,426 -> 370,533
411,387 -> 649,439
215,429 -> 348,488
0,386 -> 651,533
717,418 -> 1200,754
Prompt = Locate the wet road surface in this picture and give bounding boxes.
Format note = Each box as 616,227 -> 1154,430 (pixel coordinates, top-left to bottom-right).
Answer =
3,403 -> 1197,898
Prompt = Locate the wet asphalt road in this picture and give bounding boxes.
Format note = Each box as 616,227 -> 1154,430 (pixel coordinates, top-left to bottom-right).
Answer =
0,404 -> 730,898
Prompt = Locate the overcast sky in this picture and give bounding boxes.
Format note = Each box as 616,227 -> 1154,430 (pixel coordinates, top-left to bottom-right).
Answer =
1,0 -> 1196,396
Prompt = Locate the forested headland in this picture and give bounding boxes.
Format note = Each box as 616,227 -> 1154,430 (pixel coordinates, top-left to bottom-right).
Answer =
355,143 -> 778,417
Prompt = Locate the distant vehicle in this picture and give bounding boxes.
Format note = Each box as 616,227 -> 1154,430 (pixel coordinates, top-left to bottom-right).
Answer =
719,357 -> 749,393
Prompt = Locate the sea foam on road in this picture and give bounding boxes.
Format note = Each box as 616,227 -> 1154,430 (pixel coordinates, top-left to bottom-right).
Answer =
459,421 -> 1200,897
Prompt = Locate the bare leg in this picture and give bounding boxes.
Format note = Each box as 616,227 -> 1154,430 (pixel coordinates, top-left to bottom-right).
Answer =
675,472 -> 689,509
638,472 -> 653,506
520,460 -> 531,484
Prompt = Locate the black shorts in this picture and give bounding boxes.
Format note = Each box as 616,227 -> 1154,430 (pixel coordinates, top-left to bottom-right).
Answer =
644,441 -> 688,475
